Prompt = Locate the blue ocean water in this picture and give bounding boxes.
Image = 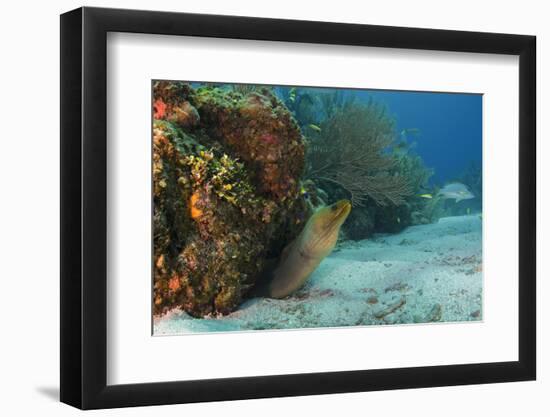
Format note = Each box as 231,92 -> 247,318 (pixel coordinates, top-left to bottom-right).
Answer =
359,90 -> 482,185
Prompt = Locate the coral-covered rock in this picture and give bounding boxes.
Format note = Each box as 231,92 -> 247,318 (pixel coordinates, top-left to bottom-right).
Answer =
194,88 -> 304,200
152,82 -> 307,317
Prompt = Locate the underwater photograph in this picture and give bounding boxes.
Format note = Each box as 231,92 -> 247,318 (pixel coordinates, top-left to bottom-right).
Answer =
152,80 -> 482,335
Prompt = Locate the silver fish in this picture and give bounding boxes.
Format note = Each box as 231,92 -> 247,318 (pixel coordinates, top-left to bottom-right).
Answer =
438,183 -> 475,203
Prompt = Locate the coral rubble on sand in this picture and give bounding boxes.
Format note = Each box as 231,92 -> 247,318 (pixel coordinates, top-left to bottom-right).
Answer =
153,81 -> 308,317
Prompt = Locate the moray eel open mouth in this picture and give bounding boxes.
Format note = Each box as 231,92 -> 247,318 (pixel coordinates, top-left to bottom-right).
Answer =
266,199 -> 351,299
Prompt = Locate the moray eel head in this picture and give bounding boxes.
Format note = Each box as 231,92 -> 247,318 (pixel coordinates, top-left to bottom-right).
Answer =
301,199 -> 351,258
265,199 -> 351,299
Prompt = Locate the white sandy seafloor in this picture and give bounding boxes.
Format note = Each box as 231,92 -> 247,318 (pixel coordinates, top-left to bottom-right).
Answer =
154,214 -> 483,335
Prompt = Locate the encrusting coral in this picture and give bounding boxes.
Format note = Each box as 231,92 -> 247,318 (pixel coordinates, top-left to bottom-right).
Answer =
193,86 -> 305,200
153,81 -> 308,317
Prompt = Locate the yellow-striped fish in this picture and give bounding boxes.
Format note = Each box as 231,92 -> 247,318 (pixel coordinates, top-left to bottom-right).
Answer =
308,124 -> 322,133
418,193 -> 433,199
289,87 -> 296,103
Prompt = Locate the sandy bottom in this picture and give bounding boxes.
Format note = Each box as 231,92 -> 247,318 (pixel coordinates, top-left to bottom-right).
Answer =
154,214 -> 483,334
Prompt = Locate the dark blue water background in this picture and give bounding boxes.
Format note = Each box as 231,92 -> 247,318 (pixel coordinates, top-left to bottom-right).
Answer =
358,89 -> 482,185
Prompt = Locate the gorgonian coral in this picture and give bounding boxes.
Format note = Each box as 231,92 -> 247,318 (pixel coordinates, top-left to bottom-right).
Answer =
305,100 -> 412,207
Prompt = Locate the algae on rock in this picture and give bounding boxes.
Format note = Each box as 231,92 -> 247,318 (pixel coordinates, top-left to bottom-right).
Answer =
152,81 -> 307,317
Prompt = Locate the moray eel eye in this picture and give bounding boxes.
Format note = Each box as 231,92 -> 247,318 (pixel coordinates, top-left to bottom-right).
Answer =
331,200 -> 352,217
321,200 -> 351,232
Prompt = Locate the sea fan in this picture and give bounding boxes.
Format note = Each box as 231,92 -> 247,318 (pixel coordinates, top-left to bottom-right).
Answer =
305,100 -> 412,206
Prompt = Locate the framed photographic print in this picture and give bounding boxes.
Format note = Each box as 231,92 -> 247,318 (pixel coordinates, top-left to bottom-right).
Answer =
60,6 -> 536,409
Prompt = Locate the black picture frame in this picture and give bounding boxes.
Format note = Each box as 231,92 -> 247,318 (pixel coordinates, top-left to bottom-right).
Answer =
60,6 -> 536,410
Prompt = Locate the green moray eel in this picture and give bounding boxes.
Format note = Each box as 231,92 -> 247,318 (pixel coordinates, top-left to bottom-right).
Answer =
266,199 -> 351,298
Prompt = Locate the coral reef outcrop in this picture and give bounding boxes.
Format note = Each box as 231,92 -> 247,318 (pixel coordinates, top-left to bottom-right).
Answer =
153,81 -> 307,317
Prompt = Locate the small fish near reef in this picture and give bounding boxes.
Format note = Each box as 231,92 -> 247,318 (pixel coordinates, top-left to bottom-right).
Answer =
288,87 -> 297,103
307,124 -> 322,133
261,199 -> 351,299
418,193 -> 433,199
438,182 -> 475,203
